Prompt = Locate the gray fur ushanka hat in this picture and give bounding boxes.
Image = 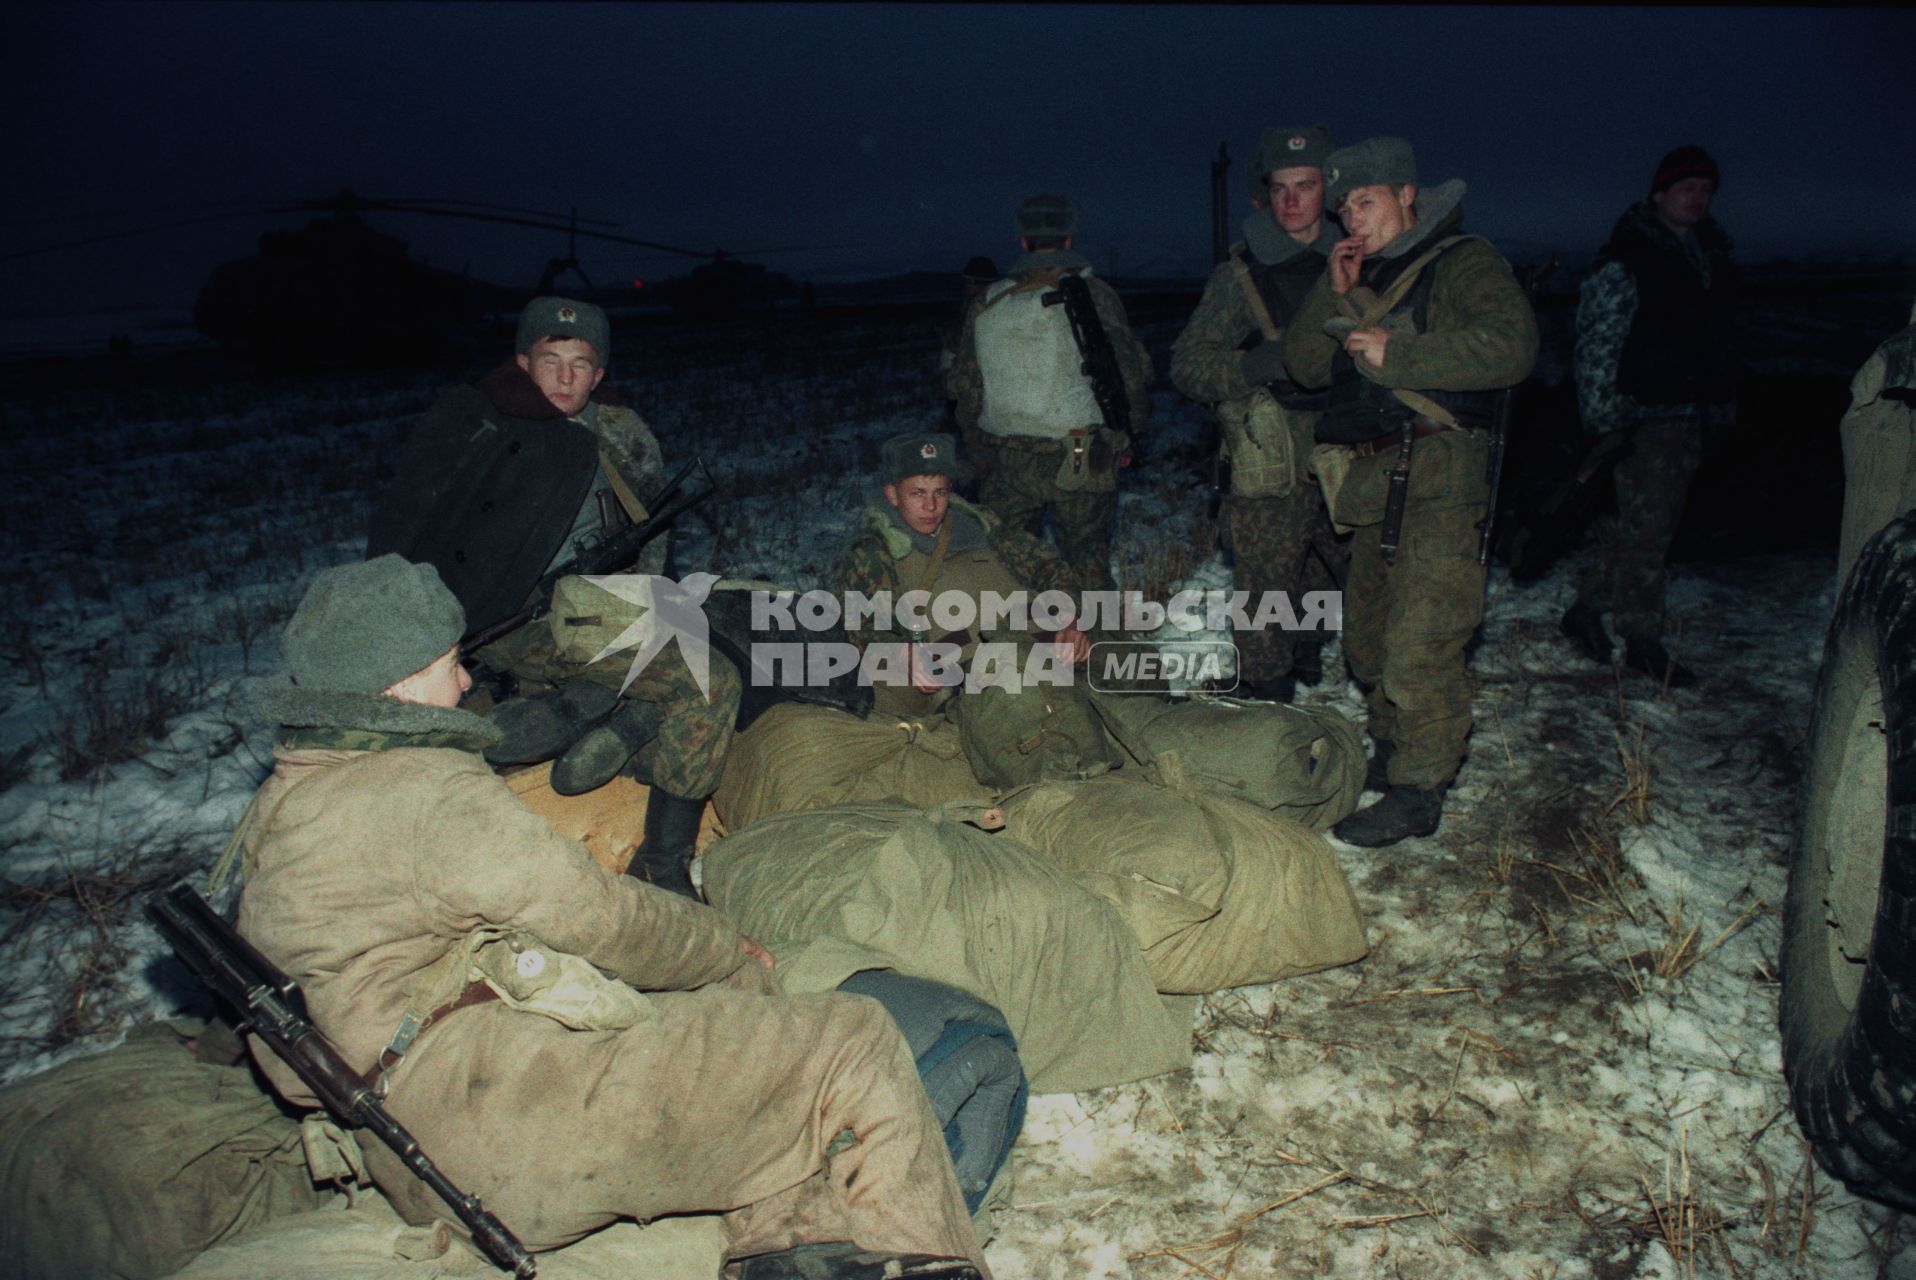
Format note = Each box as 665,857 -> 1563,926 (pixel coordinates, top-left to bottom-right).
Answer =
282,554 -> 466,695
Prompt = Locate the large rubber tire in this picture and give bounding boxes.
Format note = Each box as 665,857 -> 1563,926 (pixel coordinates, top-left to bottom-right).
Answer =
1781,515 -> 1916,1210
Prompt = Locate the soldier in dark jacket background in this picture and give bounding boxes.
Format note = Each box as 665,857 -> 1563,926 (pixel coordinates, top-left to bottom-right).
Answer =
1171,124 -> 1347,701
1562,146 -> 1738,689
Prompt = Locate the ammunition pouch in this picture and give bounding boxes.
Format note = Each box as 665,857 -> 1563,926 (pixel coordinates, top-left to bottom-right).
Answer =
1053,426 -> 1129,493
1218,388 -> 1308,499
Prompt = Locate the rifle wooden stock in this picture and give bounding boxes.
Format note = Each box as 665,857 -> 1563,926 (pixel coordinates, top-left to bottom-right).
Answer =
148,885 -> 537,1278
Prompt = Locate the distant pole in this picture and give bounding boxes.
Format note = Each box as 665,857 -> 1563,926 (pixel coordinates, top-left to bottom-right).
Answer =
1209,143 -> 1231,266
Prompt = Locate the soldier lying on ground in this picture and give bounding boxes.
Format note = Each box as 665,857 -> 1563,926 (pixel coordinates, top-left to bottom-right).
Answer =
234,554 -> 988,1280
368,296 -> 736,897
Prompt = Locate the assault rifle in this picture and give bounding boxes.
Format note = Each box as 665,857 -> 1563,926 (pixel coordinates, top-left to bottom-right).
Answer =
148,885 -> 537,1278
1479,252 -> 1560,565
1043,273 -> 1131,435
462,455 -> 715,656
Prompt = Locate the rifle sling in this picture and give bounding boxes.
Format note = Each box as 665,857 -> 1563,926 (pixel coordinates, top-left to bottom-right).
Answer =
598,450 -> 651,523
1229,257 -> 1283,343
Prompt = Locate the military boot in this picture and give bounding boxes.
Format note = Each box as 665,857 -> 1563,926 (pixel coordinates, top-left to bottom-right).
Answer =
628,790 -> 703,899
1559,602 -> 1613,665
1332,783 -> 1447,848
1623,638 -> 1697,690
735,1242 -> 982,1280
1364,738 -> 1395,792
550,698 -> 666,795
483,682 -> 621,766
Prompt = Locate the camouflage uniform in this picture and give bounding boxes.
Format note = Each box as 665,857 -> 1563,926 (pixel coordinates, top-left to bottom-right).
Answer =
1284,186 -> 1538,788
1171,221 -> 1347,683
951,251 -> 1152,595
1573,202 -> 1738,644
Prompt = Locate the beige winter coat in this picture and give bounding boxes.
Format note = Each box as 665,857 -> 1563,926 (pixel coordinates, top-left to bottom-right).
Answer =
236,744 -> 984,1268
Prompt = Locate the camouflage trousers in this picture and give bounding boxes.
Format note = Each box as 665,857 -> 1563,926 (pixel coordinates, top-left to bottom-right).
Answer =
1332,430 -> 1490,790
477,624 -> 740,799
1221,489 -> 1348,683
1575,418 -> 1702,644
979,434 -> 1118,596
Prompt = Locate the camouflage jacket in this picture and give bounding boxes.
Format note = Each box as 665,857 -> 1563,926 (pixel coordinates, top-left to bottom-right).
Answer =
1170,224 -> 1335,405
833,495 -> 1075,649
950,250 -> 1153,455
1283,186 -> 1539,413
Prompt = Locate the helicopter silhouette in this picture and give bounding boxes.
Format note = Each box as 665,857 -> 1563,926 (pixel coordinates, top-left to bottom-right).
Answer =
7,189 -> 831,368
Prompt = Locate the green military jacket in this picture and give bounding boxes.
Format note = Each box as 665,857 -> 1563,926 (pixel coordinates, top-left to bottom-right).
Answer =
1282,188 -> 1539,409
834,495 -> 1076,650
1170,224 -> 1336,405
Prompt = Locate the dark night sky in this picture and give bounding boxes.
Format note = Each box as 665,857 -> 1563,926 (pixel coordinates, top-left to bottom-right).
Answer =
4,3 -> 1911,340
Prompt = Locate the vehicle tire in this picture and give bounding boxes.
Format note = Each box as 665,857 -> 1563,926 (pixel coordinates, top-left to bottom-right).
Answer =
1780,515 -> 1916,1210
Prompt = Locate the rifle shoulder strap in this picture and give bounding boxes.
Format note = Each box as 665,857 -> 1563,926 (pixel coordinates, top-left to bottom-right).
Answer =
976,267 -> 1067,317
1339,235 -> 1485,329
598,449 -> 651,523
1228,257 -> 1282,342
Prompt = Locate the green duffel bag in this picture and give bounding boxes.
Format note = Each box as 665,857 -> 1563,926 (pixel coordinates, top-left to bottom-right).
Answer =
946,675 -> 1120,790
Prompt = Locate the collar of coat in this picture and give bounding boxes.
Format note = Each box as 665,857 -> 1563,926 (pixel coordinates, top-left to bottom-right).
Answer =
1008,248 -> 1093,276
1606,199 -> 1735,271
1240,215 -> 1336,266
475,360 -> 629,422
1370,179 -> 1468,261
863,494 -> 995,560
250,679 -> 503,751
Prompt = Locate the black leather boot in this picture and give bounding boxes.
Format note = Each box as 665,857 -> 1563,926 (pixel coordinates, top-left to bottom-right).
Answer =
484,681 -> 620,766
1332,783 -> 1447,847
1623,638 -> 1697,689
1291,636 -> 1328,688
1559,601 -> 1613,665
628,790 -> 703,899
735,1243 -> 982,1280
550,698 -> 666,795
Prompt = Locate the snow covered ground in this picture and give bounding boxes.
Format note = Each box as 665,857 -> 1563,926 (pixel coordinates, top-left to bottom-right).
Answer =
0,307 -> 1910,1277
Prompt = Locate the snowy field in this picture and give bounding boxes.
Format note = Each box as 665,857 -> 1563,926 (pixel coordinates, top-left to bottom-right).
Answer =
1,299 -> 1911,1278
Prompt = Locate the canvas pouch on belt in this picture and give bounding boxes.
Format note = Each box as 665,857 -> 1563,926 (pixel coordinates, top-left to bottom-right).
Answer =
1219,388 -> 1307,499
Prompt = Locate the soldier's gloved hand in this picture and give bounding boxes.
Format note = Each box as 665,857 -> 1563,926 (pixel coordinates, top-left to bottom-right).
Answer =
1239,341 -> 1289,388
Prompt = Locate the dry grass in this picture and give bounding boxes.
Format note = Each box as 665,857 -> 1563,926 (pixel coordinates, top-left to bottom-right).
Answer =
1608,720 -> 1655,825
1633,1130 -> 1741,1280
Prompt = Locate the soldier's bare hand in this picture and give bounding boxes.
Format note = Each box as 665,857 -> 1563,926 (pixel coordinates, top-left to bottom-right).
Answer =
908,644 -> 942,694
1330,238 -> 1366,294
1051,625 -> 1091,667
1343,327 -> 1391,368
740,936 -> 776,972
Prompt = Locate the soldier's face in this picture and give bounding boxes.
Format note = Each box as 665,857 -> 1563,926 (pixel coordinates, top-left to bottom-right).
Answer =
383,645 -> 472,709
1652,177 -> 1716,232
1336,184 -> 1417,255
517,337 -> 605,417
1263,166 -> 1325,238
884,474 -> 952,536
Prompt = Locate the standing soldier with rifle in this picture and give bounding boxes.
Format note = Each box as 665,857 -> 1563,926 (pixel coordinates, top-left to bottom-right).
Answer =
1283,137 -> 1539,847
1560,146 -> 1738,689
368,297 -> 738,897
951,194 -> 1153,596
1171,125 -> 1347,701
219,555 -> 988,1280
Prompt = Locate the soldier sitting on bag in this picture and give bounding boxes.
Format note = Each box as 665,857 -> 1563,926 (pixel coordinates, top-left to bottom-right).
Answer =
236,554 -> 989,1280
367,297 -> 738,898
834,432 -> 1118,788
949,195 -> 1153,596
